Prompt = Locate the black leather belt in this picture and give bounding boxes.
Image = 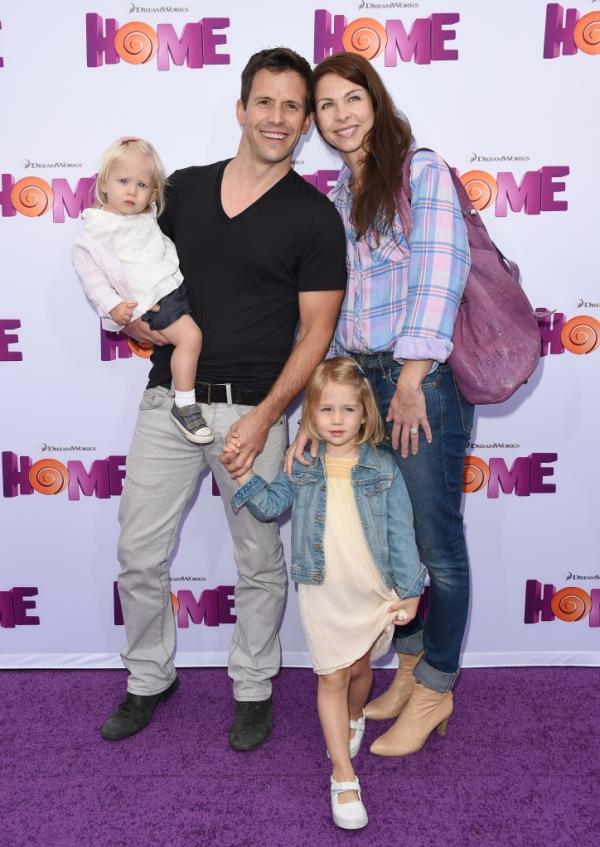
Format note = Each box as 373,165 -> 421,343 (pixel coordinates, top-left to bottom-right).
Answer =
194,382 -> 268,406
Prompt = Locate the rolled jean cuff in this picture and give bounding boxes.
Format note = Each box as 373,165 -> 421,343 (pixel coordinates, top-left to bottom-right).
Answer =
393,628 -> 424,657
414,659 -> 458,693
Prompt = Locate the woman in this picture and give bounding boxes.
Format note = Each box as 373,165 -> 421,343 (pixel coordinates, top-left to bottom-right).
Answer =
291,52 -> 473,756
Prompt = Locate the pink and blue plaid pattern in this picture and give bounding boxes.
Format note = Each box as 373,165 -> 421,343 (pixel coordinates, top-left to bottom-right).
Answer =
330,150 -> 470,364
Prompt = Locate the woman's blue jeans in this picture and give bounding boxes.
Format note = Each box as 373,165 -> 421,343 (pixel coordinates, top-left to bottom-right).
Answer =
352,353 -> 475,692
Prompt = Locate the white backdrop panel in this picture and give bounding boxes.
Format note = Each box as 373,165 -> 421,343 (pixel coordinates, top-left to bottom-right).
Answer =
1,0 -> 598,667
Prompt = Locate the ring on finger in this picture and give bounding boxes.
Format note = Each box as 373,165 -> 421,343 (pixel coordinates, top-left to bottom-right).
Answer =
409,426 -> 419,435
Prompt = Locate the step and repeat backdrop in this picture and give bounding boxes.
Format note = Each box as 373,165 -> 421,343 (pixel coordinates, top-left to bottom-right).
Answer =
1,1 -> 598,668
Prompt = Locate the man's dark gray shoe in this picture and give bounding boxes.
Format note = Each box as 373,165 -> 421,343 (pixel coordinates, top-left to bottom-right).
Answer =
101,677 -> 180,741
170,402 -> 215,444
229,697 -> 273,751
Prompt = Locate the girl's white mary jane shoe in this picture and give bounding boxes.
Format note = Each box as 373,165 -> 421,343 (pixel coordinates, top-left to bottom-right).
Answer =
330,775 -> 368,830
349,713 -> 366,758
327,710 -> 366,760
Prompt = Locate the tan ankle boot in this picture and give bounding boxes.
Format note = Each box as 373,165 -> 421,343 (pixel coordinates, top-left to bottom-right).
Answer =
369,682 -> 452,757
363,653 -> 422,721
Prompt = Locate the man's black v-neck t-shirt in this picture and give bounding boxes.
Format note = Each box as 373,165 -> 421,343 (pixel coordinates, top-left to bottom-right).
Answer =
148,160 -> 347,393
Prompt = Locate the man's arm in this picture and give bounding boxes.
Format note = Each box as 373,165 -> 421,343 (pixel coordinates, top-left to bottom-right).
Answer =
220,288 -> 344,479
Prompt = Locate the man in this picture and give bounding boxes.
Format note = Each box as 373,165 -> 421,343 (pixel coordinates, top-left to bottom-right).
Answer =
101,48 -> 347,751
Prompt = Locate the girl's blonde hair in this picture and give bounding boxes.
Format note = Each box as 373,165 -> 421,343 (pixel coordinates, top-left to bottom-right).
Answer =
302,356 -> 385,446
95,137 -> 167,215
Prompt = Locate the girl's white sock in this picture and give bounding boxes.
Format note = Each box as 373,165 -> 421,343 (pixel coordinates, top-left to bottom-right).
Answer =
174,389 -> 196,408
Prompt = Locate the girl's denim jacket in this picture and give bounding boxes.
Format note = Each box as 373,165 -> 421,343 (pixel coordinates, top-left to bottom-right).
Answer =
231,442 -> 426,599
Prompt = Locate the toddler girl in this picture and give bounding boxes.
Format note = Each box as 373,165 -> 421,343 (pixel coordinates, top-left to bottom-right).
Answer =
72,137 -> 213,444
226,357 -> 425,831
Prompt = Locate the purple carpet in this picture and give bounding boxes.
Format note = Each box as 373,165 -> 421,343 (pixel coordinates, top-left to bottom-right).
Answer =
1,667 -> 598,847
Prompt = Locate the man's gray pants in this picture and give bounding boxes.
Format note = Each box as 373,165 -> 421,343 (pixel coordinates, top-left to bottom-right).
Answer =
117,385 -> 287,701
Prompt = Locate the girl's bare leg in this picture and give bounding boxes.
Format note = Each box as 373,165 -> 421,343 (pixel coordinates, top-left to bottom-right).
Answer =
317,667 -> 357,803
159,315 -> 202,392
349,651 -> 372,727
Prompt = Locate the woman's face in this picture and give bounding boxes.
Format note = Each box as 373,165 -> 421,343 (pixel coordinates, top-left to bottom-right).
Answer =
314,73 -> 375,162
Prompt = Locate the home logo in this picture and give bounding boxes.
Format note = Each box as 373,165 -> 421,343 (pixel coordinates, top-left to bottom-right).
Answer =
0,320 -> 22,361
459,167 -> 569,216
524,580 -> 600,627
303,170 -> 340,195
543,4 -> 600,58
463,453 -> 557,498
0,587 -> 39,628
313,9 -> 460,64
2,452 -> 126,500
113,581 -> 236,627
101,327 -> 153,361
304,166 -> 570,216
86,12 -> 230,69
536,309 -> 600,356
0,173 -> 95,223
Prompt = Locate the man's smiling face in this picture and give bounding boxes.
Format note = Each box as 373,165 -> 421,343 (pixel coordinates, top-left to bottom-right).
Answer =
236,68 -> 312,167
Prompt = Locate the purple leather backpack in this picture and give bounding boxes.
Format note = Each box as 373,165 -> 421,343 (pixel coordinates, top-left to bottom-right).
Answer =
398,149 -> 540,405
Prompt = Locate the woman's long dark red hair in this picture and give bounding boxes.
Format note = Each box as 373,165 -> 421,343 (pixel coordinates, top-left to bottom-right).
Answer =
312,52 -> 413,244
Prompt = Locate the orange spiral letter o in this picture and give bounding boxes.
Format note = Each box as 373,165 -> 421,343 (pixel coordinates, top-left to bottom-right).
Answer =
463,456 -> 490,493
127,337 -> 153,359
11,177 -> 54,217
560,316 -> 600,354
28,459 -> 68,495
573,12 -> 600,55
460,170 -> 497,212
551,587 -> 591,622
115,22 -> 158,65
342,18 -> 387,60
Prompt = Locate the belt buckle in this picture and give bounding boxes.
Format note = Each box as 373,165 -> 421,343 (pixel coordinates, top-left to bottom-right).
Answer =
218,383 -> 233,405
207,382 -> 233,405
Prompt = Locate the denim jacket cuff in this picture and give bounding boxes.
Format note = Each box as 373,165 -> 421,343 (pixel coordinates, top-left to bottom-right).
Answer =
230,474 -> 266,515
397,564 -> 427,599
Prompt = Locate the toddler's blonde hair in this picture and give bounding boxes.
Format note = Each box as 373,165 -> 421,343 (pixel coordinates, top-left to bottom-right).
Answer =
95,137 -> 167,215
302,356 -> 385,446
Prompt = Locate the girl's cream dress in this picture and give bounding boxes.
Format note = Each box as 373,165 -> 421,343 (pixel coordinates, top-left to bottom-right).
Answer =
298,454 -> 399,675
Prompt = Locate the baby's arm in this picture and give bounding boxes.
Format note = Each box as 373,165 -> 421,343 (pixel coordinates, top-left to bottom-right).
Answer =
72,241 -> 127,322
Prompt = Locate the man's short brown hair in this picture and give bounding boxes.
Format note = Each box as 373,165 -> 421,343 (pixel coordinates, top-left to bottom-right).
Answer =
240,47 -> 313,113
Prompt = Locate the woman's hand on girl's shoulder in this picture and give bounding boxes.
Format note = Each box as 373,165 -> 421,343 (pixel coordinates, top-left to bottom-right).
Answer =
284,427 -> 318,476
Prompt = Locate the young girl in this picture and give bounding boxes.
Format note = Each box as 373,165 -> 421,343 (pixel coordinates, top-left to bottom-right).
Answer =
226,357 -> 425,831
72,137 -> 213,444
